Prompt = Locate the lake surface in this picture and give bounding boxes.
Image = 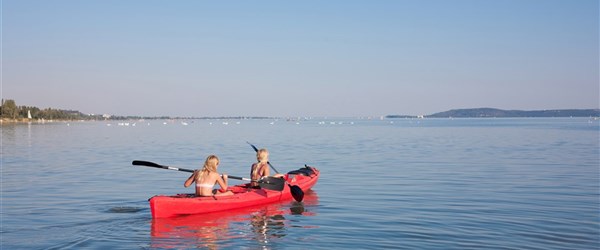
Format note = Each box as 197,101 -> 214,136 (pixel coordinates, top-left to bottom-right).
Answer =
2,118 -> 599,249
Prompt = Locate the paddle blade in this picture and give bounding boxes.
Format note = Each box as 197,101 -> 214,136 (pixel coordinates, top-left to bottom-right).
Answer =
259,177 -> 285,191
132,160 -> 163,168
247,142 -> 259,152
289,184 -> 304,202
132,160 -> 194,173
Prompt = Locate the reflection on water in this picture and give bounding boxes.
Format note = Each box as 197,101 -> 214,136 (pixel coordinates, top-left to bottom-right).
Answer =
250,211 -> 286,245
150,190 -> 319,249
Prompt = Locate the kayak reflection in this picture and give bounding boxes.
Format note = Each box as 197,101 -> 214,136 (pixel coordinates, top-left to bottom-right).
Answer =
150,190 -> 319,249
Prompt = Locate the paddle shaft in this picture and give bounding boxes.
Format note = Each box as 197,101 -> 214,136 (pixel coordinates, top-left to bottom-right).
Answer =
132,160 -> 249,181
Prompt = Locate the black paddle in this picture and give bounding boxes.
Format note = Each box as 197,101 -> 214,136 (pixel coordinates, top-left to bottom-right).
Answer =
246,142 -> 305,202
132,160 -> 285,191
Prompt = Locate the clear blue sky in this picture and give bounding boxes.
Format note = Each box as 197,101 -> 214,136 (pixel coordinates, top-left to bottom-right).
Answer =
2,0 -> 598,117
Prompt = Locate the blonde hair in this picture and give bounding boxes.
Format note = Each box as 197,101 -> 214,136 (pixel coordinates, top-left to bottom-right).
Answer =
252,149 -> 269,178
202,155 -> 219,173
256,149 -> 269,163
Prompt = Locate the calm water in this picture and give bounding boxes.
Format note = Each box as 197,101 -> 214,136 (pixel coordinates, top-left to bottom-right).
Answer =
2,118 -> 599,249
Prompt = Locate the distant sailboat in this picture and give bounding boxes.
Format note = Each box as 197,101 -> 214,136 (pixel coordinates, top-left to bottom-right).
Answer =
27,110 -> 32,119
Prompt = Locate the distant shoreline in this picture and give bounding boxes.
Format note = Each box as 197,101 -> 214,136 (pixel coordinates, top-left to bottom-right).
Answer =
2,114 -> 599,125
3,98 -> 599,122
0,116 -> 277,124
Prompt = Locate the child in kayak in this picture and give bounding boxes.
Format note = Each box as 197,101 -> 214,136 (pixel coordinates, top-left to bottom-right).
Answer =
250,148 -> 283,187
184,155 -> 234,196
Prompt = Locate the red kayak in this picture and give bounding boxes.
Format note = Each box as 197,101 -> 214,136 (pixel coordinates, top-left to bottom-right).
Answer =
150,190 -> 319,242
149,166 -> 320,218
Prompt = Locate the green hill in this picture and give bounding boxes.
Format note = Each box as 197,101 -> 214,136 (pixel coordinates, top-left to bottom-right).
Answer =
426,108 -> 600,118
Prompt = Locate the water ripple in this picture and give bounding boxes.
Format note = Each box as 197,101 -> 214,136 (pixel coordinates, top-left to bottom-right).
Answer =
2,119 -> 598,249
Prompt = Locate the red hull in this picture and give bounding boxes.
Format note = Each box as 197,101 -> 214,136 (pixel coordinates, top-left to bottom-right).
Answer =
149,166 -> 319,218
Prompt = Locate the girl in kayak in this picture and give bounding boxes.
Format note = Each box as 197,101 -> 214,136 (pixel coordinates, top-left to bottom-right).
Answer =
250,148 -> 283,187
184,155 -> 233,196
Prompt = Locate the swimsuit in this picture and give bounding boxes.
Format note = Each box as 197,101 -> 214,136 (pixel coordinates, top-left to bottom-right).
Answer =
196,183 -> 216,197
251,163 -> 268,186
196,183 -> 214,188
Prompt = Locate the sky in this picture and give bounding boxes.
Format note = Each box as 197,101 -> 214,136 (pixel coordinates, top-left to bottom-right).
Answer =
2,0 -> 598,117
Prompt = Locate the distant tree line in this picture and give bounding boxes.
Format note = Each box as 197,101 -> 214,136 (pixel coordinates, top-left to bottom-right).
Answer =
0,99 -> 276,121
1,99 -> 103,121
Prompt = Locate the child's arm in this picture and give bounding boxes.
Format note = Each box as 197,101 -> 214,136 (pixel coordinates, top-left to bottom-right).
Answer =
216,174 -> 229,192
184,170 -> 198,187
